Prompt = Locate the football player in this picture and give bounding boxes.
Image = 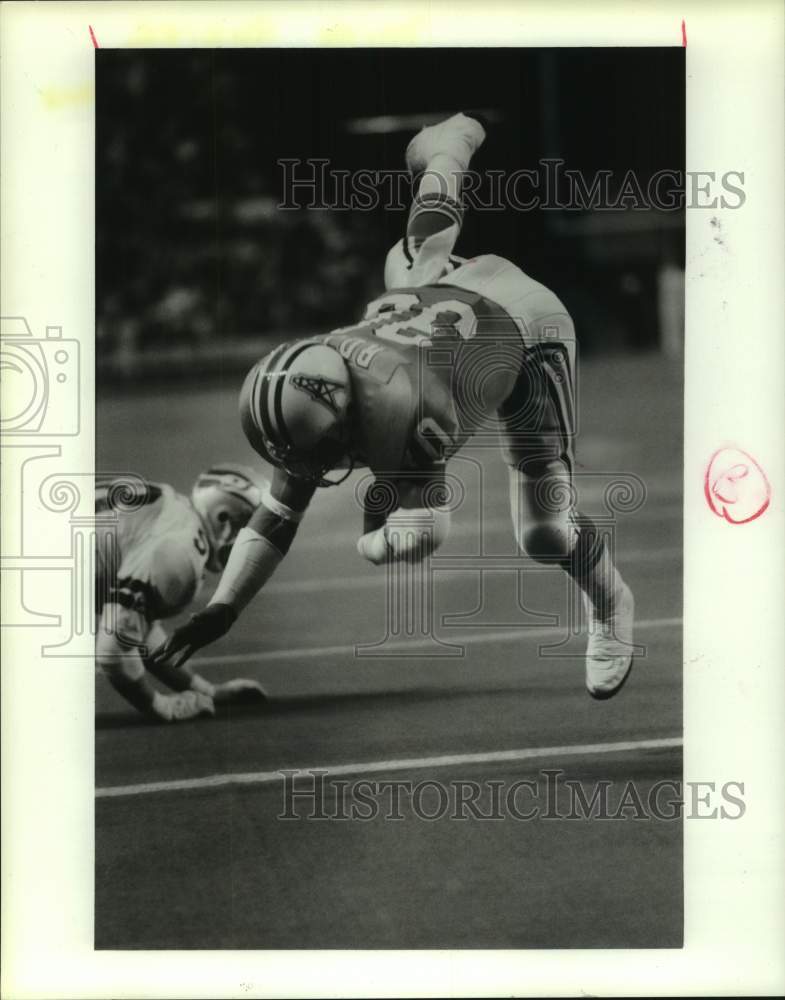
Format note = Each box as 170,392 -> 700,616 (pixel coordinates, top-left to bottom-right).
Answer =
96,465 -> 267,721
153,112 -> 636,699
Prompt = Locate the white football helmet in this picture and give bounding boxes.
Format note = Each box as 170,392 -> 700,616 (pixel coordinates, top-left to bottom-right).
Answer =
191,463 -> 266,571
239,339 -> 352,485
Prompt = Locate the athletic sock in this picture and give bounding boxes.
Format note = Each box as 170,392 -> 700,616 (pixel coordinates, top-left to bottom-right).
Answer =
562,512 -> 624,623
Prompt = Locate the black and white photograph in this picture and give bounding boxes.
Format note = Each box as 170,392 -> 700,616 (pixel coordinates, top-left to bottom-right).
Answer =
2,3 -> 784,996
94,46 -> 684,949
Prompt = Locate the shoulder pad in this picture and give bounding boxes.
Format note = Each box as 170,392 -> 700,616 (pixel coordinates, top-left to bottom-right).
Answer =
115,537 -> 199,620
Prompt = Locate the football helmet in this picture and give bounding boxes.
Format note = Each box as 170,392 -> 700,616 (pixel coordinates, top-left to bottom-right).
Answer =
239,339 -> 352,485
191,463 -> 266,571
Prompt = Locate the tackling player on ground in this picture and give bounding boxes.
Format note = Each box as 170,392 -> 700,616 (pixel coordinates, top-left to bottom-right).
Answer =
153,113 -> 636,699
96,465 -> 267,721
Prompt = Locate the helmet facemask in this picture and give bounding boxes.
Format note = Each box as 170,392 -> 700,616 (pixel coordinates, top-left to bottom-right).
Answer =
191,465 -> 266,571
200,494 -> 252,571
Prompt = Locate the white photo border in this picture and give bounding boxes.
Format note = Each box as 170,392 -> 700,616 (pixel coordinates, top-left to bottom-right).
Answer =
1,1 -> 784,997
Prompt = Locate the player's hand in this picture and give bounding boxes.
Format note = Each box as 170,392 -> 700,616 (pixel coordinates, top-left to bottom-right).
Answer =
405,112 -> 486,175
212,679 -> 268,705
357,525 -> 392,565
150,690 -> 215,722
149,603 -> 237,669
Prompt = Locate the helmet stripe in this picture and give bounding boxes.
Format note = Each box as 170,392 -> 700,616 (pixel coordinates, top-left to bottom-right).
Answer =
203,466 -> 259,509
263,340 -> 310,440
248,339 -> 321,455
255,342 -> 290,443
249,366 -> 266,438
193,464 -> 265,512
272,340 -> 318,448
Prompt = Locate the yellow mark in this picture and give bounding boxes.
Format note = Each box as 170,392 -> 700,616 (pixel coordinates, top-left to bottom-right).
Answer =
129,19 -> 278,45
40,84 -> 93,110
126,11 -> 423,47
128,21 -> 171,44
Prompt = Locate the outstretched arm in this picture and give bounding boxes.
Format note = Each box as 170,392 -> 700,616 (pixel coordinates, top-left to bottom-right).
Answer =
384,112 -> 486,289
208,472 -> 312,610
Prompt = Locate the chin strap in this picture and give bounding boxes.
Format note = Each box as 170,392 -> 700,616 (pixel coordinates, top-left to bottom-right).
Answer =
318,454 -> 355,488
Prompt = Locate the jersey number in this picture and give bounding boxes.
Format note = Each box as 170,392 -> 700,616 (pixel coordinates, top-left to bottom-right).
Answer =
348,294 -> 477,348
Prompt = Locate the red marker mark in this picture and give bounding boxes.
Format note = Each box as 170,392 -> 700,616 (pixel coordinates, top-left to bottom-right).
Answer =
681,19 -> 687,47
705,447 -> 770,524
89,25 -> 99,48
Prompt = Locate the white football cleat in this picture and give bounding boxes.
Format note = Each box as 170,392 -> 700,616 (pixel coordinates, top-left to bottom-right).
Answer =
152,690 -> 215,722
405,112 -> 486,175
583,582 -> 635,699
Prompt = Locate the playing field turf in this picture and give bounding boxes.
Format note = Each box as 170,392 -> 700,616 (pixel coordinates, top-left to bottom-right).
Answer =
96,352 -> 683,948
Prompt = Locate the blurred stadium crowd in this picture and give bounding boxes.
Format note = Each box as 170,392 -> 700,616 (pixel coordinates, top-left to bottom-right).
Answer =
96,48 -> 685,381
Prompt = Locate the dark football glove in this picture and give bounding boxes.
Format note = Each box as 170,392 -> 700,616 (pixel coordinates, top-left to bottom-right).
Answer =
149,603 -> 237,669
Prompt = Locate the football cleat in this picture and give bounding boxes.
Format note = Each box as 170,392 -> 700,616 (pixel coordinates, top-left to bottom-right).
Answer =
151,690 -> 215,722
239,340 -> 352,485
583,581 -> 635,699
191,463 -> 266,571
405,112 -> 486,175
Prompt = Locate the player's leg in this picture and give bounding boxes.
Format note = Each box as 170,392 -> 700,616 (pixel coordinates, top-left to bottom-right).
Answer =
384,112 -> 485,290
499,345 -> 635,698
96,607 -> 215,721
508,458 -> 635,691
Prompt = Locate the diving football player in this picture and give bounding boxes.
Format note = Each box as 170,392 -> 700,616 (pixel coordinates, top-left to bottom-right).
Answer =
96,465 -> 267,721
153,113 -> 635,699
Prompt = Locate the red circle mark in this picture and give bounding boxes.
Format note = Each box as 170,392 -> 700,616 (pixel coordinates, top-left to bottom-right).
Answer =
705,447 -> 770,524
89,25 -> 99,48
681,19 -> 687,47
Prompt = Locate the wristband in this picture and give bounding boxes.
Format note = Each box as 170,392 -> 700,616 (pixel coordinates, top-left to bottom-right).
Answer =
261,487 -> 304,523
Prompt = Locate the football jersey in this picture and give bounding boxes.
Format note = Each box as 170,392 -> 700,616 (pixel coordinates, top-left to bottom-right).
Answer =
322,254 -> 575,475
94,479 -> 209,625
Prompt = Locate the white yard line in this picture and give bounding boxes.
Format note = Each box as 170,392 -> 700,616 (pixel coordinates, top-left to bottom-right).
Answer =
265,545 -> 682,597
96,736 -> 683,799
296,505 -> 683,552
193,615 -> 682,667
